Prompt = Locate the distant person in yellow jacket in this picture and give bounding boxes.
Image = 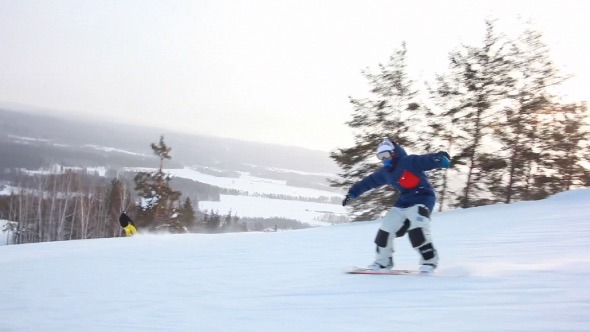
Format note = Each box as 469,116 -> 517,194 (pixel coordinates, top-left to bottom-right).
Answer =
119,212 -> 137,236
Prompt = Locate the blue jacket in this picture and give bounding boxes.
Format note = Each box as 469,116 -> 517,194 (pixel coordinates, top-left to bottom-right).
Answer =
348,143 -> 443,212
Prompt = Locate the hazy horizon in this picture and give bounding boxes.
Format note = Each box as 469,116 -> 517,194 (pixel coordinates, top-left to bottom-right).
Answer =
0,102 -> 335,153
1,0 -> 588,151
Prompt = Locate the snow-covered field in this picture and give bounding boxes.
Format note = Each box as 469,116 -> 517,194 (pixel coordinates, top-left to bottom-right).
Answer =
127,167 -> 346,223
0,220 -> 13,245
128,167 -> 340,199
14,165 -> 108,177
1,189 -> 589,331
1,165 -> 346,224
83,144 -> 153,158
199,194 -> 346,226
0,184 -> 19,196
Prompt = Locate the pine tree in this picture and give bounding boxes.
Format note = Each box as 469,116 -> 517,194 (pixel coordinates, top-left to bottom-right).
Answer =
201,210 -> 210,232
330,42 -> 428,220
133,135 -> 181,229
206,210 -> 221,232
426,82 -> 460,210
177,196 -> 196,231
495,26 -> 564,203
431,20 -> 513,208
533,102 -> 589,196
151,135 -> 172,172
221,209 -> 233,231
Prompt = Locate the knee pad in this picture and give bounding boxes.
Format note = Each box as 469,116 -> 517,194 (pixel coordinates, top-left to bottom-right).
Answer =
406,205 -> 432,229
374,229 -> 390,247
418,206 -> 431,218
408,228 -> 426,248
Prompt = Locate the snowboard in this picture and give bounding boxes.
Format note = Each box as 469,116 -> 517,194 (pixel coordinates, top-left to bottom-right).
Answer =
345,266 -> 431,276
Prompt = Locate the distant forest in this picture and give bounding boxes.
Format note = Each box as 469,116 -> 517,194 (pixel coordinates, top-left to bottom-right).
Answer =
0,170 -> 326,245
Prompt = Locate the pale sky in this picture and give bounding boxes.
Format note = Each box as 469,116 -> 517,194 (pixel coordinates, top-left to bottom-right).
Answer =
0,0 -> 588,151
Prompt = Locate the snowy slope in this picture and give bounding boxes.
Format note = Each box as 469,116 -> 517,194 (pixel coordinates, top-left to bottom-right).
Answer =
1,189 -> 589,331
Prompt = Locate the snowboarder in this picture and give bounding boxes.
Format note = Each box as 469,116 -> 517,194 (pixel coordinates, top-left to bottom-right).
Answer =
342,138 -> 451,272
119,212 -> 137,237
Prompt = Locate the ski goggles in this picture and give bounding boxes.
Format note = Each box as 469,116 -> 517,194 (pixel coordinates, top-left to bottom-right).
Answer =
376,151 -> 393,160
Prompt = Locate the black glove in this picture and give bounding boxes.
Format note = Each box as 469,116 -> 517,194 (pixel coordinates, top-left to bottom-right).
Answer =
342,194 -> 353,206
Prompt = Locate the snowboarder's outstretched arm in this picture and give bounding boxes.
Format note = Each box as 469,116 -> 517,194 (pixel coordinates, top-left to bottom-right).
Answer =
405,151 -> 451,171
343,168 -> 389,206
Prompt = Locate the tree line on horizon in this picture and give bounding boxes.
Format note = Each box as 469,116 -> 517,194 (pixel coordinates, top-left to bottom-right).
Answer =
331,19 -> 589,220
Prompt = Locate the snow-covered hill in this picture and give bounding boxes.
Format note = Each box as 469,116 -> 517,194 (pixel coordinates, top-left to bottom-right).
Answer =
128,167 -> 341,199
1,189 -> 589,331
125,166 -> 347,225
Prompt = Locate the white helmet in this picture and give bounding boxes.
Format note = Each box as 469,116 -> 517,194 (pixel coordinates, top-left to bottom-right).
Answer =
376,138 -> 395,154
376,139 -> 395,161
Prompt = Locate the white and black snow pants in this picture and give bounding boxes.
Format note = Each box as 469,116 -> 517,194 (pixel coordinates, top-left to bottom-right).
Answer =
373,204 -> 439,267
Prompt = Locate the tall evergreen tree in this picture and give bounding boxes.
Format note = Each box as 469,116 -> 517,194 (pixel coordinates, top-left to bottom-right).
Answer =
151,135 -> 172,172
495,26 -> 564,203
431,20 -> 513,208
330,42 -> 428,220
133,135 -> 181,229
426,80 -> 461,210
176,196 -> 196,232
533,102 -> 589,197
